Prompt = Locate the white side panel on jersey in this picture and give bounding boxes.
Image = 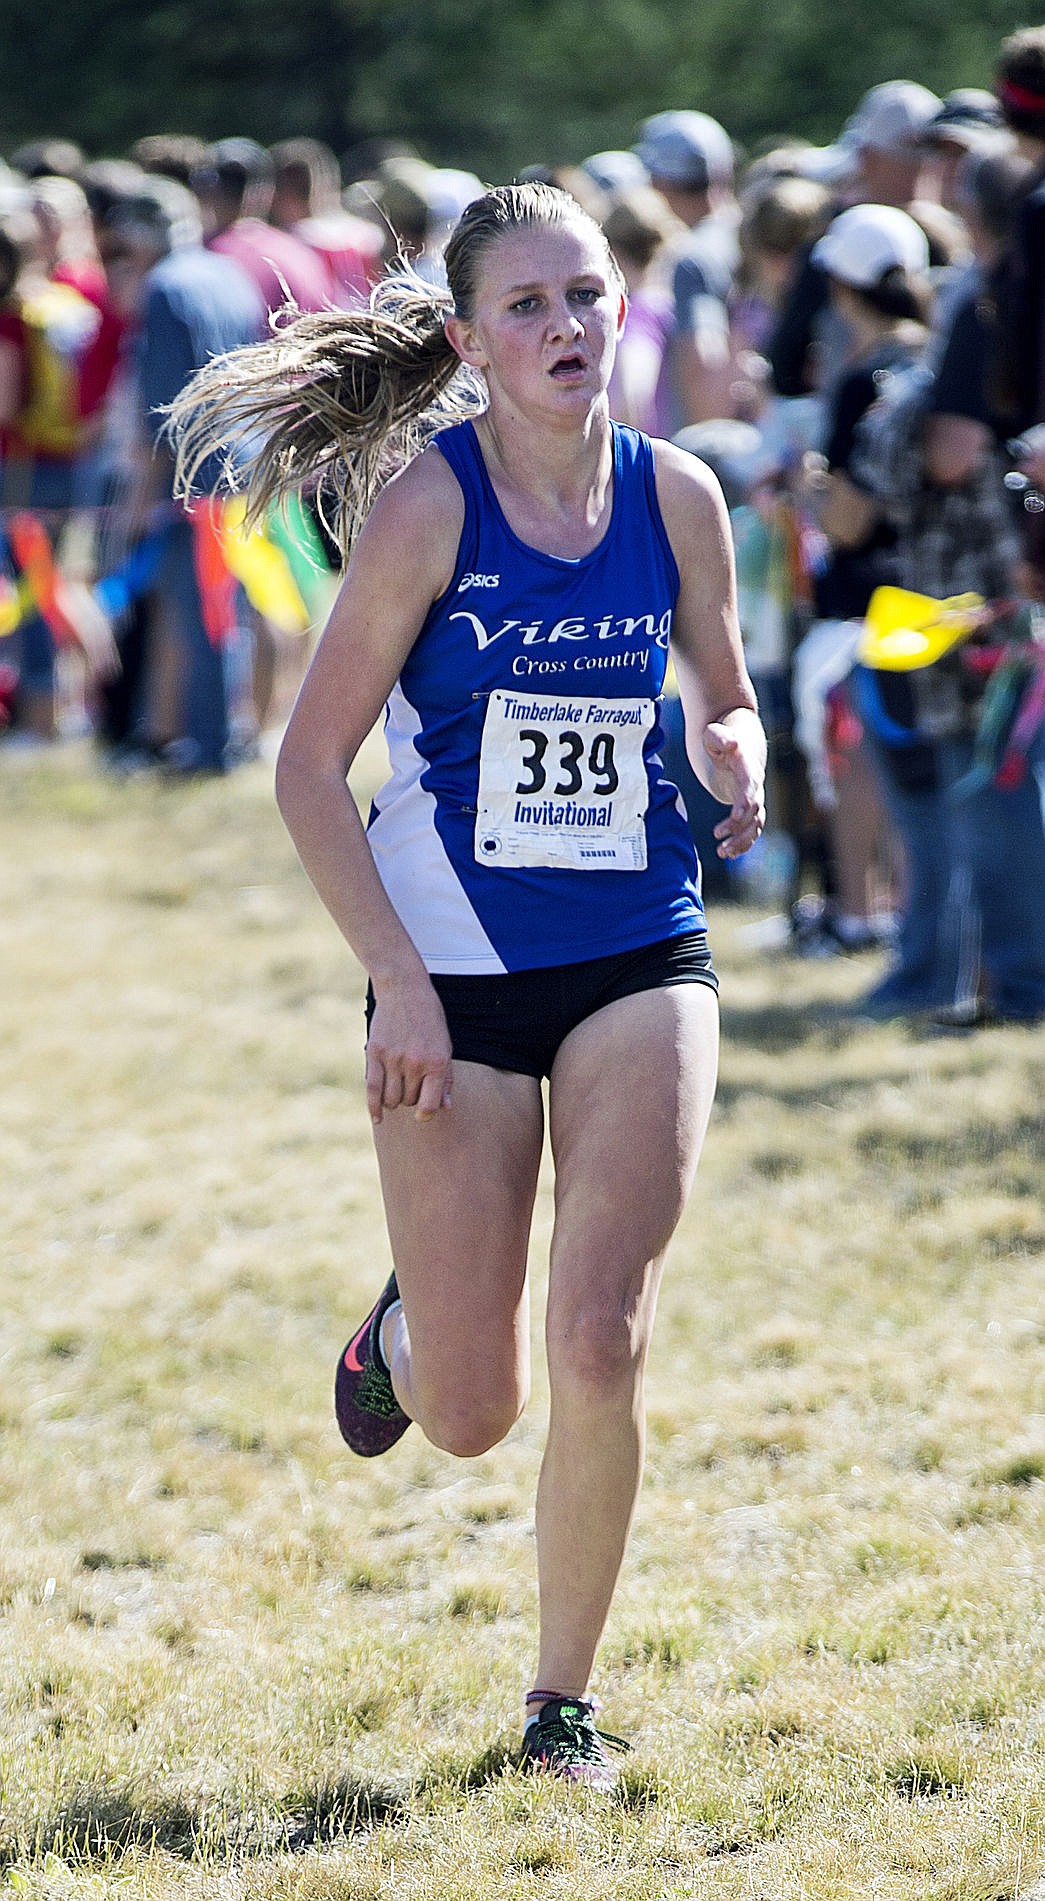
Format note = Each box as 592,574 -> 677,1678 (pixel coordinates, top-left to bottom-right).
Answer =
368,683 -> 507,975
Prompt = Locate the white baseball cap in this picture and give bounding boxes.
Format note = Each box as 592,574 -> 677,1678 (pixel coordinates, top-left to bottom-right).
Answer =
811,201 -> 930,288
841,80 -> 942,155
426,168 -> 485,228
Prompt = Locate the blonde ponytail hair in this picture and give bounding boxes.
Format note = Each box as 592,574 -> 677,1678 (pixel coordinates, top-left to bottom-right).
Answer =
168,181 -> 617,557
168,272 -> 483,557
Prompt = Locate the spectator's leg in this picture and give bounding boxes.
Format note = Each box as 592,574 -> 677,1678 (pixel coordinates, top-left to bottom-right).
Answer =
945,734 -> 1045,1022
160,517 -> 229,771
865,742 -> 970,1010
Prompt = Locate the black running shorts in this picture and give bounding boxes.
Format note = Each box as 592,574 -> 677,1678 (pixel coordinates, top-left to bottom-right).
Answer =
365,930 -> 718,1080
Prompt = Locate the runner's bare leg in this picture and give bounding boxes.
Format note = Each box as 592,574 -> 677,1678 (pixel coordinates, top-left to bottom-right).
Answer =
372,1062 -> 544,1455
533,982 -> 719,1697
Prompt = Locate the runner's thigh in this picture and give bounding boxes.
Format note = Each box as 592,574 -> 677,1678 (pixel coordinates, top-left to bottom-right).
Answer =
547,983 -> 719,1316
372,1059 -> 545,1387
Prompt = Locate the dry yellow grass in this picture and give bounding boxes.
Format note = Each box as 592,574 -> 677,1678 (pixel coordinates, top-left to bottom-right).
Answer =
1,739 -> 1044,1900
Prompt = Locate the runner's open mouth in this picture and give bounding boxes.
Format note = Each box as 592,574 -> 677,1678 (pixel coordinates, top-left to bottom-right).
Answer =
551,355 -> 586,376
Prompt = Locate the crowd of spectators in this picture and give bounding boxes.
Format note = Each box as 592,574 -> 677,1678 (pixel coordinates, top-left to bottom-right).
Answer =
2,25 -> 1044,1024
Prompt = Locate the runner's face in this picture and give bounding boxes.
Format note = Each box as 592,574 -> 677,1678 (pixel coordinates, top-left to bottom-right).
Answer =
448,220 -> 626,419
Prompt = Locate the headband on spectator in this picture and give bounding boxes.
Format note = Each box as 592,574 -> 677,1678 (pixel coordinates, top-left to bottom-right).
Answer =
998,77 -> 1045,115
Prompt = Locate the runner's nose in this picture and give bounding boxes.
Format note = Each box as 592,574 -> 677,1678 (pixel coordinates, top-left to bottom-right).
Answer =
547,302 -> 584,342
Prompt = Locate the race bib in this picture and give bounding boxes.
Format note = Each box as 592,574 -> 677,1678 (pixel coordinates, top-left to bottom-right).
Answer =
475,690 -> 654,871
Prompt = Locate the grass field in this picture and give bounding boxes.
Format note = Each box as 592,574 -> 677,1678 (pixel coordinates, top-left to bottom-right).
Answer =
2,739 -> 1044,1901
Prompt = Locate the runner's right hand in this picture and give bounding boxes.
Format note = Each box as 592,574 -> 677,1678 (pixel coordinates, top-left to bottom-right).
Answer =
365,976 -> 453,1124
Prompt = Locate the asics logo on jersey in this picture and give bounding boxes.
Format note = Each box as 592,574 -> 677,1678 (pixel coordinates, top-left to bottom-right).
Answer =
458,572 -> 501,591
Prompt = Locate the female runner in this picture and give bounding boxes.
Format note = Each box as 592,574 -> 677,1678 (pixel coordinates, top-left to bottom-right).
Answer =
171,181 -> 766,1789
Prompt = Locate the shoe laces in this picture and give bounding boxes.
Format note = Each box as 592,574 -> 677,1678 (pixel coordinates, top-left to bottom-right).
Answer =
530,1697 -> 630,1763
355,1357 -> 401,1419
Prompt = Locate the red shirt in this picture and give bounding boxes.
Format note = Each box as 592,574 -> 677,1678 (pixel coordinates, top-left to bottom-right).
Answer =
54,263 -> 125,417
209,219 -> 334,316
293,211 -> 383,305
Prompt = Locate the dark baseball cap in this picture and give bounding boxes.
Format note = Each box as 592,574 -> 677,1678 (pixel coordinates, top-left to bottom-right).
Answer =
923,89 -> 1007,150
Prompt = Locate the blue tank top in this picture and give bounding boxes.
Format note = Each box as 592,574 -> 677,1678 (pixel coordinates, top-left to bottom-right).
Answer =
367,418 -> 705,974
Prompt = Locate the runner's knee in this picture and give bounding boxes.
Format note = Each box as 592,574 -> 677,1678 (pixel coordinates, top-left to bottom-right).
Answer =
546,1292 -> 644,1396
413,1375 -> 528,1458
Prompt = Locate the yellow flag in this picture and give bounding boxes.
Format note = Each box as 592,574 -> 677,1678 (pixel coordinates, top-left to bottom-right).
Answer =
859,587 -> 984,671
219,499 -> 310,635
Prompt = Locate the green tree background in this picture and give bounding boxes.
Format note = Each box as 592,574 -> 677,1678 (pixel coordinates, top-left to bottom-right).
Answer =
0,0 -> 1033,174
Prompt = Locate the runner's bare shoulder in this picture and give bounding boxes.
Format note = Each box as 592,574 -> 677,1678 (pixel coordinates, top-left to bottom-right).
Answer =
648,436 -> 728,555
354,440 -> 467,606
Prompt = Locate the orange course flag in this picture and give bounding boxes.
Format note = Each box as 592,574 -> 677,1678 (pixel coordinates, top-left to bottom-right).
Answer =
189,500 -> 238,646
6,511 -> 81,647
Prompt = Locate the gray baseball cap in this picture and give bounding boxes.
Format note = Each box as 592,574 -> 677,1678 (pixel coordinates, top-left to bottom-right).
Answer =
633,111 -> 734,191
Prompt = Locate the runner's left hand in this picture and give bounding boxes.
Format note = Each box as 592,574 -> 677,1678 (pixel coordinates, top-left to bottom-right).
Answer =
704,720 -> 766,858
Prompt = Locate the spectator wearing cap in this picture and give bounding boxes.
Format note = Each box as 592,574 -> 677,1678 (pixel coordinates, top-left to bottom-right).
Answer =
793,204 -> 932,952
804,204 -> 931,605
580,150 -> 648,197
921,90 -> 1010,214
634,109 -> 740,427
853,148 -> 1043,1026
991,29 -> 1045,473
9,139 -> 85,183
840,82 -> 942,208
769,80 -> 941,400
192,138 -> 334,317
81,160 -> 153,236
269,138 -> 382,306
103,177 -> 265,771
412,167 -> 485,288
366,155 -> 436,269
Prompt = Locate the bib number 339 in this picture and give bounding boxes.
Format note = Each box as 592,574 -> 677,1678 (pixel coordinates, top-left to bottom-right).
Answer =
475,690 -> 654,871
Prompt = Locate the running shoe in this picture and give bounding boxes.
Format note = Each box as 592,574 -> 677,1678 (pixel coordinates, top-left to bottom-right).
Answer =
334,1272 -> 411,1457
519,1696 -> 630,1792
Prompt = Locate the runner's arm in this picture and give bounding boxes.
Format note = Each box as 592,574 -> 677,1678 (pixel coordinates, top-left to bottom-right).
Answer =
274,449 -> 464,1119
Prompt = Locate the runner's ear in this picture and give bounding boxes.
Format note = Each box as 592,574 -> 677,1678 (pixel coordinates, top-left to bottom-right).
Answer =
444,313 -> 487,370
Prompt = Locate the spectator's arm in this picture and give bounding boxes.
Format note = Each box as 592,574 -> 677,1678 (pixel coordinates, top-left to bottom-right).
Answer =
815,469 -> 879,549
673,318 -> 736,425
0,335 -> 23,428
922,412 -> 992,488
766,249 -> 828,397
672,253 -> 737,425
